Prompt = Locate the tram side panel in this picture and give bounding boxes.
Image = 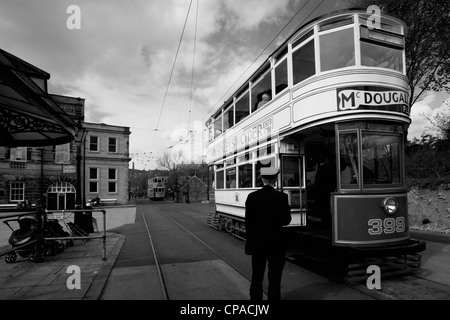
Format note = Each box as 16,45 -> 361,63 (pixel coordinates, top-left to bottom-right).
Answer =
211,190 -> 305,238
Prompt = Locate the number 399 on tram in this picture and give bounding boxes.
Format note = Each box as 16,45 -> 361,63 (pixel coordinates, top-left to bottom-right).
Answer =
205,9 -> 426,266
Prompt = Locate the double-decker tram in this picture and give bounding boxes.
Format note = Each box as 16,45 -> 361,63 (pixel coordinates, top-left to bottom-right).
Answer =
205,9 -> 426,274
148,176 -> 166,201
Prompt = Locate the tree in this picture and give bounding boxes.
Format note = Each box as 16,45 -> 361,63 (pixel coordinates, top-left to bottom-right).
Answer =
349,0 -> 450,107
156,150 -> 186,200
424,102 -> 450,141
156,149 -> 185,172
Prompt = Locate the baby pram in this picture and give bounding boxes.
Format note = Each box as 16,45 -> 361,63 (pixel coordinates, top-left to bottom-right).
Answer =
3,214 -> 66,263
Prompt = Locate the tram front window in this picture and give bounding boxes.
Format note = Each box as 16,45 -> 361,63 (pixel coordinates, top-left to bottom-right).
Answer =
361,42 -> 403,72
339,132 -> 359,189
320,27 -> 355,71
362,133 -> 401,187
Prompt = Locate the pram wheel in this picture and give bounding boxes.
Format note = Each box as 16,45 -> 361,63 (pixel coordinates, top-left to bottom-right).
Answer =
66,240 -> 74,248
5,252 -> 17,264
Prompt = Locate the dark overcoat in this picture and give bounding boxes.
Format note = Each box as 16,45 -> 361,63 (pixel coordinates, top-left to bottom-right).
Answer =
245,185 -> 291,254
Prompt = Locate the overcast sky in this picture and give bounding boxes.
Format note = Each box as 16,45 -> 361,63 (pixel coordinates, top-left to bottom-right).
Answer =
1,0 -> 448,170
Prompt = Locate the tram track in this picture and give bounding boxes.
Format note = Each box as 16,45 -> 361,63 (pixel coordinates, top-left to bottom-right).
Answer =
140,205 -> 169,300
137,202 -> 261,300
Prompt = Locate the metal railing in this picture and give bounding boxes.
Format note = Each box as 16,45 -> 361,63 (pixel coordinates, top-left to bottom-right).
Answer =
0,207 -> 107,262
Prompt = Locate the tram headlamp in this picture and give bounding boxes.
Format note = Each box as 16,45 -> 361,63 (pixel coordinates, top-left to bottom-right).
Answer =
382,197 -> 398,215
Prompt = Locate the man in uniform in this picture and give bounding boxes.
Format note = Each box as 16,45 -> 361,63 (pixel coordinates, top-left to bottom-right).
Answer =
245,166 -> 291,300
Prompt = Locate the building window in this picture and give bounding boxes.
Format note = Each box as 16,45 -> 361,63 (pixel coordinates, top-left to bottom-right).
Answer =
89,182 -> 98,194
90,167 -> 98,180
89,167 -> 99,193
0,147 -> 7,160
47,181 -> 76,193
10,147 -> 28,161
108,137 -> 118,153
10,182 -> 25,202
90,136 -> 99,152
108,168 -> 117,193
55,143 -> 71,164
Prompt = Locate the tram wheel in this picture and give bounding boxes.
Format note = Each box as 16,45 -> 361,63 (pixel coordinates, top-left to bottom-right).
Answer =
225,219 -> 234,233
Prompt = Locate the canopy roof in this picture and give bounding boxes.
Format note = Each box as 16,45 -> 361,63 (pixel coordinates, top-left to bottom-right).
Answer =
0,49 -> 79,147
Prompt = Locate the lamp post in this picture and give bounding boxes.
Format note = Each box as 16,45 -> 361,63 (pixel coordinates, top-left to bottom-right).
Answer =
73,124 -> 92,233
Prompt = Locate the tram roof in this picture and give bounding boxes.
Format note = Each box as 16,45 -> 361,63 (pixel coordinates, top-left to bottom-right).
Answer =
208,8 -> 407,121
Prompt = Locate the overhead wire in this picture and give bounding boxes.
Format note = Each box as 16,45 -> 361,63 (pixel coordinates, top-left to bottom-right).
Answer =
188,0 -> 199,137
151,0 -> 194,154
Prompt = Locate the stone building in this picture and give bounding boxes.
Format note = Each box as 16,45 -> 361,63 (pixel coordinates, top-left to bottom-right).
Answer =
177,175 -> 208,203
83,122 -> 131,206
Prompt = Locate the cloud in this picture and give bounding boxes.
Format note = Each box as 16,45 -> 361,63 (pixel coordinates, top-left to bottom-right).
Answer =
218,0 -> 291,31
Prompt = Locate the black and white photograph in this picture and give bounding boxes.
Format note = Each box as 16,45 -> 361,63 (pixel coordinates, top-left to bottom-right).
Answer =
0,0 -> 449,313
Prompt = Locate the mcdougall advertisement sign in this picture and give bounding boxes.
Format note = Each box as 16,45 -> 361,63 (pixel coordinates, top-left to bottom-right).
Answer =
337,86 -> 410,115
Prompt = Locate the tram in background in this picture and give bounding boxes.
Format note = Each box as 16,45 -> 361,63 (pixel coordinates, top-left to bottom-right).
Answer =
205,9 -> 425,272
148,176 -> 166,201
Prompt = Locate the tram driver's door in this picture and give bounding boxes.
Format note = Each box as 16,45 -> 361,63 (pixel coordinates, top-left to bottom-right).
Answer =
281,155 -> 306,225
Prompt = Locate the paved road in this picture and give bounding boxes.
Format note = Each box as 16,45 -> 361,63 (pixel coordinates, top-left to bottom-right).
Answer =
99,200 -> 371,300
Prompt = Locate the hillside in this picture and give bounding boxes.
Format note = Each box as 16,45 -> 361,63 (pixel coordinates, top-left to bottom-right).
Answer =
409,187 -> 450,234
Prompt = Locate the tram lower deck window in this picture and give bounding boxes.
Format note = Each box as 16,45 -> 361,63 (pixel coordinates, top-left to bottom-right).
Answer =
216,170 -> 225,189
362,133 -> 401,187
238,164 -> 252,188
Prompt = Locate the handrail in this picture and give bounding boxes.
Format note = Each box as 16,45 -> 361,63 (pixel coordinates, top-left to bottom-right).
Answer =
0,208 -> 107,261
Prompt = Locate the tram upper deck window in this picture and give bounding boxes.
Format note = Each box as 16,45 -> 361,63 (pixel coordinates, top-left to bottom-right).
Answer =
320,27 -> 355,72
360,27 -> 405,73
223,104 -> 234,133
362,133 -> 401,188
208,123 -> 213,142
214,114 -> 222,139
275,59 -> 288,95
251,71 -> 272,112
293,39 -> 316,85
235,91 -> 250,125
